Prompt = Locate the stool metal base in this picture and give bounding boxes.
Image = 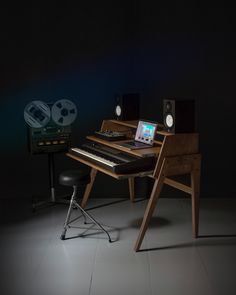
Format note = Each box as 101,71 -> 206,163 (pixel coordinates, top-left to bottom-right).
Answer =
60,185 -> 112,243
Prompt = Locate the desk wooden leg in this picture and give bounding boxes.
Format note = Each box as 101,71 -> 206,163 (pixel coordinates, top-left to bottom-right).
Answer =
128,177 -> 135,202
134,171 -> 165,252
191,157 -> 201,238
81,168 -> 97,208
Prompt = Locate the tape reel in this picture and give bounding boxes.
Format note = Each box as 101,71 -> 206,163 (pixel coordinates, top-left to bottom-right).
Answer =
24,100 -> 51,128
51,99 -> 77,126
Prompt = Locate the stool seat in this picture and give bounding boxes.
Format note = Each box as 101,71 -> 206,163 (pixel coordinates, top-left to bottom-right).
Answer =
59,170 -> 90,187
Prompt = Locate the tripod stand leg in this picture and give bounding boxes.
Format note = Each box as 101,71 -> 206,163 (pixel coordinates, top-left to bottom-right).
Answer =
32,153 -> 70,212
49,153 -> 56,203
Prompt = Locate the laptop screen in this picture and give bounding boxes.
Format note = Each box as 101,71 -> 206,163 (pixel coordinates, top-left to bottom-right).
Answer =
135,121 -> 157,145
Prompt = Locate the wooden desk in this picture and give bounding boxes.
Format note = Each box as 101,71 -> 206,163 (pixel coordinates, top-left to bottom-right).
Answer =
67,119 -> 201,251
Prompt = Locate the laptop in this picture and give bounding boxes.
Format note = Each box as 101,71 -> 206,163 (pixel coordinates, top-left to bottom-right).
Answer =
118,120 -> 157,150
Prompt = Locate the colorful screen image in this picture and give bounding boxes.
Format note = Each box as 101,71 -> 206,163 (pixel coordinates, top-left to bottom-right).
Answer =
142,124 -> 154,139
135,121 -> 157,144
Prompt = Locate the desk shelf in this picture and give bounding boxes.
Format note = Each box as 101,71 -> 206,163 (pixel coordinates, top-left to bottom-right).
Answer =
86,135 -> 161,158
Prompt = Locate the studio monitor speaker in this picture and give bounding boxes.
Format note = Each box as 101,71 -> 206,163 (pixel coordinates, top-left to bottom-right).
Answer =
163,98 -> 195,133
115,93 -> 139,120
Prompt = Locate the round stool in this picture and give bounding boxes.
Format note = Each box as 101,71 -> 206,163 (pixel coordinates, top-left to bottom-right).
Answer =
59,169 -> 112,242
59,170 -> 91,188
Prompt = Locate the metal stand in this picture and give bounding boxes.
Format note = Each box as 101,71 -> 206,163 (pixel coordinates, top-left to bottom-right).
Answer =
60,185 -> 112,243
32,153 -> 69,211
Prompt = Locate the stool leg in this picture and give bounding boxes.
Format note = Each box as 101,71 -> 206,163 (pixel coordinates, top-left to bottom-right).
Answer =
80,208 -> 88,224
60,186 -> 77,240
61,185 -> 112,243
73,202 -> 112,243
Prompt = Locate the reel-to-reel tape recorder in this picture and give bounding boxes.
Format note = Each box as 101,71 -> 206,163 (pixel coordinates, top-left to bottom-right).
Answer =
24,99 -> 77,154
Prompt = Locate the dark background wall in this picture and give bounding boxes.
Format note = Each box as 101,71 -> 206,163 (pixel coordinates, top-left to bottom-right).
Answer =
0,1 -> 235,200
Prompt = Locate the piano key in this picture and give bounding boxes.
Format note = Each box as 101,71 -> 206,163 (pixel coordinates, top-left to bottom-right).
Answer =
71,148 -> 117,168
69,142 -> 156,174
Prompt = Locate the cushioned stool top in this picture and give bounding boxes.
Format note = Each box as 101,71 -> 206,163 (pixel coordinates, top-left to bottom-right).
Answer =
59,170 -> 91,187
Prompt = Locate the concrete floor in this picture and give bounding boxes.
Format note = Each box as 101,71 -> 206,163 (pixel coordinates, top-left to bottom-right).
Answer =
0,197 -> 235,295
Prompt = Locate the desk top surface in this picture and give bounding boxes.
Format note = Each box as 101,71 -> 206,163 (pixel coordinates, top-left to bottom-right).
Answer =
86,135 -> 161,158
108,119 -> 172,136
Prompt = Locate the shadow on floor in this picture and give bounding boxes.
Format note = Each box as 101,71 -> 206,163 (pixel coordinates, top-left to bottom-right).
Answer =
138,235 -> 236,252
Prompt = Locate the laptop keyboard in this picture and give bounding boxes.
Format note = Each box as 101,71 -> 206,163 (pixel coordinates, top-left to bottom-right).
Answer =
121,141 -> 150,148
